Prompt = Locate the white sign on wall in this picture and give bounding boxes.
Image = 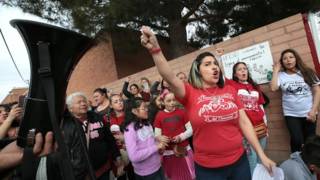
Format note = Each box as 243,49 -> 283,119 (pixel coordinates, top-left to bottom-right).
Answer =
220,41 -> 274,84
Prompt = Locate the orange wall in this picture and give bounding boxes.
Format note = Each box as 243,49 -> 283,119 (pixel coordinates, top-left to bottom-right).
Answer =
66,29 -> 179,100
103,13 -> 316,163
67,35 -> 118,98
110,29 -> 176,79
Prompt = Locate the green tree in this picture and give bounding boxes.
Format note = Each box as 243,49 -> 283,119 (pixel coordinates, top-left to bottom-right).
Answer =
2,0 -> 319,57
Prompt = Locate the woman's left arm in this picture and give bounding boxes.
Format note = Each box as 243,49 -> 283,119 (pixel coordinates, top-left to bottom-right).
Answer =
309,85 -> 320,122
239,109 -> 276,173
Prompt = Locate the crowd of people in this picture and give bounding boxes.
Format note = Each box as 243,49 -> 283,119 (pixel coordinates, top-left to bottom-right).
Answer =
0,26 -> 319,180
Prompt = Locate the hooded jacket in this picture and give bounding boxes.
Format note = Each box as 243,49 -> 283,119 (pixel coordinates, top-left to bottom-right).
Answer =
280,152 -> 316,180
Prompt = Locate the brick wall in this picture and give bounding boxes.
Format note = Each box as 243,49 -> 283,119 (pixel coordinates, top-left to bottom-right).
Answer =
103,13 -> 317,163
66,29 -> 185,100
1,87 -> 28,104
110,28 -> 182,79
67,35 -> 119,98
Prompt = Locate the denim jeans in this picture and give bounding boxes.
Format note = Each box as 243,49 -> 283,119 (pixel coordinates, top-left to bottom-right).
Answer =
285,116 -> 316,153
195,153 -> 251,180
244,136 -> 267,174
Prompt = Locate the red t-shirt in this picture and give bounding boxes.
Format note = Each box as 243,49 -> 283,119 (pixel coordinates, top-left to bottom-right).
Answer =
110,114 -> 125,127
226,80 -> 265,126
154,109 -> 189,150
110,114 -> 125,149
176,83 -> 244,168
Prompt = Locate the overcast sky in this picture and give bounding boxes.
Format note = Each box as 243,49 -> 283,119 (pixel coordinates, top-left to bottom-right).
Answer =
0,5 -> 59,102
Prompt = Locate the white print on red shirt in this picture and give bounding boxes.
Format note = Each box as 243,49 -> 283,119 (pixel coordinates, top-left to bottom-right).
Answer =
197,94 -> 239,123
237,89 -> 259,111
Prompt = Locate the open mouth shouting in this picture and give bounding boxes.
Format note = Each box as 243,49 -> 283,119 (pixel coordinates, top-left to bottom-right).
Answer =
212,70 -> 219,80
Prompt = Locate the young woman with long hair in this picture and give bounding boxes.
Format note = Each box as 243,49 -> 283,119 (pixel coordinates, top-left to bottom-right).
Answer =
93,88 -> 110,116
227,62 -> 268,173
108,93 -> 136,180
270,48 -> 320,153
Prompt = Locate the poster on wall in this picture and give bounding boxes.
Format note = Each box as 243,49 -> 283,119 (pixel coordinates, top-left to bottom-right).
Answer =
220,41 -> 274,84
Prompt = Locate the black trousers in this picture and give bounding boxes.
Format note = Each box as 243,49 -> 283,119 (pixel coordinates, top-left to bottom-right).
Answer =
284,116 -> 316,153
134,167 -> 165,180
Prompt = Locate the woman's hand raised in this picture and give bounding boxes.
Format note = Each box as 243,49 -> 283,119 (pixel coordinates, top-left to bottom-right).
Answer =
140,26 -> 160,51
272,61 -> 281,73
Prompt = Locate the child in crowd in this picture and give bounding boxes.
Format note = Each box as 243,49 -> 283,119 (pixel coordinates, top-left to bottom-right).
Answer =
123,97 -> 169,180
148,95 -> 164,126
161,79 -> 170,91
123,77 -> 151,102
109,94 -> 126,133
154,89 -> 195,180
176,72 -> 188,83
150,78 -> 170,98
140,77 -> 151,95
108,93 -> 135,180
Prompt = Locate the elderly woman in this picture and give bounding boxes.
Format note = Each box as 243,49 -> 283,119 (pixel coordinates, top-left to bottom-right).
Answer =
64,92 -> 123,180
140,26 -> 275,180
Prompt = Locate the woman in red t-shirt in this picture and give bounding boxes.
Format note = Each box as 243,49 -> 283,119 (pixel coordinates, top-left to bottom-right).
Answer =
228,62 -> 268,174
154,90 -> 195,180
140,26 -> 275,180
108,94 -> 135,180
110,94 -> 124,132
